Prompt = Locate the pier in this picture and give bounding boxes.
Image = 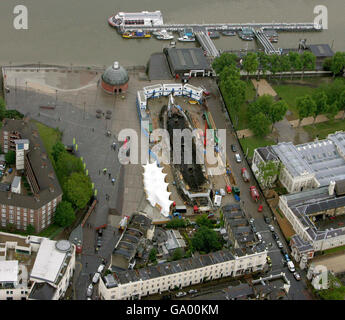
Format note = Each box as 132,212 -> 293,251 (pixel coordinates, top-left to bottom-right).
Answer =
113,15 -> 322,58
253,28 -> 282,55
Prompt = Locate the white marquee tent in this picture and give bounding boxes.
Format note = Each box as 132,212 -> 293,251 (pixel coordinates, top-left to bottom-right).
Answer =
142,162 -> 173,217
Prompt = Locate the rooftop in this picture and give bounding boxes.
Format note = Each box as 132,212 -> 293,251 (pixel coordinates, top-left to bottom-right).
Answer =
30,238 -> 71,284
102,62 -> 129,86
0,260 -> 18,283
1,119 -> 62,209
164,47 -> 211,73
308,44 -> 334,58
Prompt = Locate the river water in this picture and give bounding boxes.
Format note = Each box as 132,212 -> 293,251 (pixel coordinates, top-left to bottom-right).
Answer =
0,0 -> 343,67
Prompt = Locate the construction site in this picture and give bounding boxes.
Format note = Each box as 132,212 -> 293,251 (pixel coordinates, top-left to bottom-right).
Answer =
140,84 -> 238,221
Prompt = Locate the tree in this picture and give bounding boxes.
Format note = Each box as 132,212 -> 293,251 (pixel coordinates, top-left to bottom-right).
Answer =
322,57 -> 332,71
269,100 -> 288,131
329,52 -> 345,78
191,226 -> 222,254
196,214 -> 215,228
248,112 -> 271,137
257,52 -> 270,79
64,172 -> 93,209
52,141 -> 66,163
296,95 -> 316,126
242,52 -> 259,80
5,150 -> 16,165
300,51 -> 316,80
269,54 -> 281,80
326,102 -> 340,120
279,54 -> 291,80
311,90 -> 328,123
288,51 -> 302,80
172,248 -> 183,261
0,97 -> 6,121
212,52 -> 238,74
26,224 -> 36,235
54,200 -> 75,227
256,160 -> 282,188
166,218 -> 187,229
149,248 -> 157,262
56,152 -> 83,182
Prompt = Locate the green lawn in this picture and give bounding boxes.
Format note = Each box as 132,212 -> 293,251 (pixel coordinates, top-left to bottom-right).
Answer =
322,244 -> 345,255
304,119 -> 345,140
32,120 -> 62,156
272,84 -> 318,120
239,136 -> 275,159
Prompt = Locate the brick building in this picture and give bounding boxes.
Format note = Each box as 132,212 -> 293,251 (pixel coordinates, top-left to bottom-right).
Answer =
0,119 -> 62,233
101,61 -> 129,95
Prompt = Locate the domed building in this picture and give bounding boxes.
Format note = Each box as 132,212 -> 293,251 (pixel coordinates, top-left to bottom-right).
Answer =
101,61 -> 129,94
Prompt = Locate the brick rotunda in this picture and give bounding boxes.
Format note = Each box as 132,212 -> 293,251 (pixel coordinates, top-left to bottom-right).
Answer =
101,61 -> 129,94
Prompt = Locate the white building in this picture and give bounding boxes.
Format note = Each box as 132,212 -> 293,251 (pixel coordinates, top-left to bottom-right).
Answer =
162,83 -> 183,96
278,182 -> 345,261
14,139 -> 29,171
136,90 -> 147,110
252,131 -> 345,193
0,232 -> 75,300
183,84 -> 204,103
143,84 -> 163,98
11,176 -> 21,194
98,249 -> 267,300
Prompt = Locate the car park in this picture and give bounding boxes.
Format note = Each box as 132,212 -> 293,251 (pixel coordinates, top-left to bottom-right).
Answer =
268,225 -> 274,232
86,284 -> 93,297
276,240 -> 283,249
231,144 -> 237,152
176,292 -> 187,298
293,272 -> 301,281
92,272 -> 101,284
235,153 -> 241,163
97,264 -> 105,273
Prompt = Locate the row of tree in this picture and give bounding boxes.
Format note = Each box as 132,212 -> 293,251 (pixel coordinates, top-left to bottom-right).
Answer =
213,51 -> 317,82
296,79 -> 345,125
51,141 -> 93,228
247,95 -> 288,137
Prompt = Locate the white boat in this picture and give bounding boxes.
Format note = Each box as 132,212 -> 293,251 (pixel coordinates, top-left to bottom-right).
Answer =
108,10 -> 164,28
154,29 -> 174,40
177,35 -> 196,42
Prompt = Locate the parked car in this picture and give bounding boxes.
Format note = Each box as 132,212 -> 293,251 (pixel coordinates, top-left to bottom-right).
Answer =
86,284 -> 93,297
287,261 -> 295,272
97,264 -> 105,273
98,229 -> 103,237
176,292 -> 187,298
97,239 -> 102,247
284,254 -> 291,262
264,216 -> 271,224
189,289 -> 198,294
231,144 -> 237,152
256,232 -> 262,241
249,218 -> 255,224
281,248 -> 287,256
266,256 -> 272,266
293,272 -> 301,281
251,225 -> 257,233
268,225 -> 274,232
250,186 -> 259,202
235,153 -> 241,163
276,240 -> 283,249
92,272 -> 101,284
272,232 -> 279,241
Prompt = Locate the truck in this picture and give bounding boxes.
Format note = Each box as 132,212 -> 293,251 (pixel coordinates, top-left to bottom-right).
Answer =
250,186 -> 259,202
119,216 -> 130,231
241,168 -> 249,182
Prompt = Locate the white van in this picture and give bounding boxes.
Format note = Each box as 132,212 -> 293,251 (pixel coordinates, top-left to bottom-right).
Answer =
287,261 -> 295,272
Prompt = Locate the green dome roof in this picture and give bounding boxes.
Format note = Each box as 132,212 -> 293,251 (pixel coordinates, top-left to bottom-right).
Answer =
102,62 -> 129,86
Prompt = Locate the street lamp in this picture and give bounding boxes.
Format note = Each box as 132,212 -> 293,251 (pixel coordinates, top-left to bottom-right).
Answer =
55,89 -> 58,107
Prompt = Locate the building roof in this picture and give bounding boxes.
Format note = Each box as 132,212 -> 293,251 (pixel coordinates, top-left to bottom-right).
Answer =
335,179 -> 345,196
308,44 -> 334,58
164,47 -> 211,73
1,119 -> 62,209
0,260 -> 18,283
28,282 -> 56,300
30,238 -> 68,284
102,62 -> 129,86
256,146 -> 279,162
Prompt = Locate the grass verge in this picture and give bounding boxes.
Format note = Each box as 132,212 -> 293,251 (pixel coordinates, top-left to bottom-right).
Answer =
239,136 -> 275,159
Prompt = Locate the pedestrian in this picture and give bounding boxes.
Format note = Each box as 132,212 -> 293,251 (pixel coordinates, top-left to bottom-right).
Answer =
103,168 -> 107,174
98,169 -> 100,175
108,173 -> 111,179
111,178 -> 115,185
